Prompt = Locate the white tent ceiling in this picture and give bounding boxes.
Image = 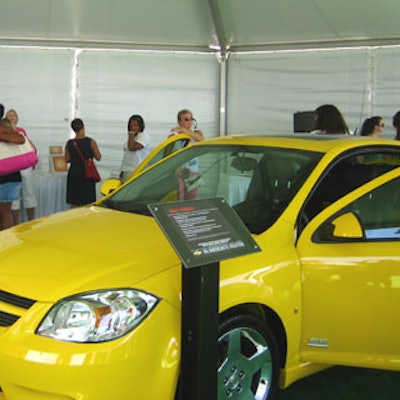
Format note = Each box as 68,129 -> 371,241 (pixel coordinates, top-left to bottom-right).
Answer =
1,0 -> 399,53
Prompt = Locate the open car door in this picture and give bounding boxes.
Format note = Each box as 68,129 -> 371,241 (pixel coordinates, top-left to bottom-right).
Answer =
297,167 -> 400,369
101,133 -> 191,196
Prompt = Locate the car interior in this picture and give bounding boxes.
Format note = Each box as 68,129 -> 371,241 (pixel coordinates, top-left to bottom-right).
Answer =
232,152 -> 316,234
302,149 -> 400,226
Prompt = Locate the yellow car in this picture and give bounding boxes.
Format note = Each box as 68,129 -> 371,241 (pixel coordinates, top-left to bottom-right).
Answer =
1,134 -> 400,400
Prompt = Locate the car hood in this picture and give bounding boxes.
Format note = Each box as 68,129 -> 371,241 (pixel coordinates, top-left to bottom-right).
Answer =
0,206 -> 179,302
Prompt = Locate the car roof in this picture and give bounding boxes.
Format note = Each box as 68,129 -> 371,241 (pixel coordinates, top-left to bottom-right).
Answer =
196,133 -> 400,155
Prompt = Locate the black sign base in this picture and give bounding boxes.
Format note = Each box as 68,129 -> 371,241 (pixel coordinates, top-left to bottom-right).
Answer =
179,262 -> 219,400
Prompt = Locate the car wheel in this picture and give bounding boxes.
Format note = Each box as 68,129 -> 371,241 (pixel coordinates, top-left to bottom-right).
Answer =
217,313 -> 280,400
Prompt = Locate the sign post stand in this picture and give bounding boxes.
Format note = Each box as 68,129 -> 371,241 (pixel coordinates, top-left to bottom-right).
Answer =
180,262 -> 219,400
148,198 -> 261,400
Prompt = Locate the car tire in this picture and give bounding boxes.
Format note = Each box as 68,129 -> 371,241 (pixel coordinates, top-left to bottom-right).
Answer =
217,312 -> 280,400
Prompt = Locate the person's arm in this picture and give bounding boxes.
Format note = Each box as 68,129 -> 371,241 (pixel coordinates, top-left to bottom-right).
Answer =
170,126 -> 184,134
19,127 -> 37,152
190,129 -> 204,141
64,143 -> 71,163
91,139 -> 102,161
0,126 -> 25,143
170,126 -> 204,141
127,132 -> 144,151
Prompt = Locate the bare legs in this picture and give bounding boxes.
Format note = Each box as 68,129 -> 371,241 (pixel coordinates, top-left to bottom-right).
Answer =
12,207 -> 35,225
0,202 -> 14,230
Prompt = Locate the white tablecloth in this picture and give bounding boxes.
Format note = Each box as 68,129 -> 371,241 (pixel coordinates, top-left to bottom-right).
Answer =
31,172 -> 69,219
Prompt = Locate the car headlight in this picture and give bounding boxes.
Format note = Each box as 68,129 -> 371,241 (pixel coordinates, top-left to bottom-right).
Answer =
36,289 -> 159,343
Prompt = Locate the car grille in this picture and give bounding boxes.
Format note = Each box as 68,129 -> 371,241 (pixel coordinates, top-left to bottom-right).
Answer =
0,289 -> 36,327
0,311 -> 20,327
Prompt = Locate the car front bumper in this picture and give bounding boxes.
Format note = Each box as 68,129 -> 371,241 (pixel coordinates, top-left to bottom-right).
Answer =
0,300 -> 179,400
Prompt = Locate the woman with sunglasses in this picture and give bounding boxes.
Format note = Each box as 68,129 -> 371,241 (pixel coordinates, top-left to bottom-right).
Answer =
360,116 -> 385,137
170,109 -> 204,200
357,116 -> 385,164
170,109 -> 204,142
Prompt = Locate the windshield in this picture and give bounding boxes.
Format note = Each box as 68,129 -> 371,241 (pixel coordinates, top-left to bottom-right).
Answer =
101,144 -> 322,233
140,137 -> 190,171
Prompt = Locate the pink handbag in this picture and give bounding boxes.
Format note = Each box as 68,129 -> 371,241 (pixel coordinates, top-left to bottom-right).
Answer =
0,138 -> 38,176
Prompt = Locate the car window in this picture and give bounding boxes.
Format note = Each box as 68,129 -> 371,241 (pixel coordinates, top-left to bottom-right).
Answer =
101,144 -> 322,234
303,149 -> 400,224
313,174 -> 400,242
351,175 -> 400,240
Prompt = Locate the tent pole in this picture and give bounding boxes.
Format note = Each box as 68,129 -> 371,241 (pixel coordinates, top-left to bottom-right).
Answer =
219,56 -> 228,136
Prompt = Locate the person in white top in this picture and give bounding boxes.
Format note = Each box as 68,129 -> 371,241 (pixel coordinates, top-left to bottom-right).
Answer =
120,114 -> 151,183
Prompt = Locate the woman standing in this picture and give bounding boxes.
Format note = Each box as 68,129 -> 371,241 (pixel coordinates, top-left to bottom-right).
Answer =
170,109 -> 204,200
6,108 -> 38,223
360,116 -> 385,137
120,114 -> 151,183
170,109 -> 204,142
0,106 -> 26,229
313,104 -> 350,134
65,118 -> 101,207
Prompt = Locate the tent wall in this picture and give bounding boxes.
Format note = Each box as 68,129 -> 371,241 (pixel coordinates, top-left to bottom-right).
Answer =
1,45 -> 400,178
227,46 -> 400,136
1,48 -> 220,178
1,47 -> 74,158
77,50 -> 219,177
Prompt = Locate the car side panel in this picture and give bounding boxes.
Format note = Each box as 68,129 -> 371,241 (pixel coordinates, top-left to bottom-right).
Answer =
297,169 -> 400,371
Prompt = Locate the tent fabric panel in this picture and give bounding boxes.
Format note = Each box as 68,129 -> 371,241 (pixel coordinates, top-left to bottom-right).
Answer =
226,46 -> 400,139
0,47 -> 74,172
70,50 -> 219,177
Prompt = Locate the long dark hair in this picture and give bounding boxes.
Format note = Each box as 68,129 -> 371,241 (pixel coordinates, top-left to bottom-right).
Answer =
393,111 -> 400,140
360,116 -> 382,136
315,104 -> 349,134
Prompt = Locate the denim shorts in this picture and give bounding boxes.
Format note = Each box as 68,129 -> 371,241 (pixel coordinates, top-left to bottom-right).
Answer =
0,182 -> 21,202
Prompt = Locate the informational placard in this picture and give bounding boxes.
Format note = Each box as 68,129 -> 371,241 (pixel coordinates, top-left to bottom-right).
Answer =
148,197 -> 261,268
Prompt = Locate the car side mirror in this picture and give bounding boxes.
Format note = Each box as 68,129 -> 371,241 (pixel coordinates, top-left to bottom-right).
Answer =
100,178 -> 122,196
314,211 -> 365,242
331,212 -> 364,239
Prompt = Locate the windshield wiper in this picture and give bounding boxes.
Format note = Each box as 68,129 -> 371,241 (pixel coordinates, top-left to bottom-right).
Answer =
101,199 -> 116,210
101,199 -> 151,216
